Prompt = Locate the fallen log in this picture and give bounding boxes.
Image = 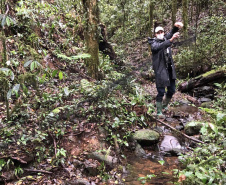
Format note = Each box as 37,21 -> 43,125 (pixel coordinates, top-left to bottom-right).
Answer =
178,69 -> 226,92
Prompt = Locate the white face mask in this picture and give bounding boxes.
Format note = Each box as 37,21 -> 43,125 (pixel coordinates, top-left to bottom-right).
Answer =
156,33 -> 164,40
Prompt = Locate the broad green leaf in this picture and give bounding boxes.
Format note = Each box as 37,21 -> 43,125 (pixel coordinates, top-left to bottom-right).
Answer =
162,172 -> 170,175
52,108 -> 61,114
30,61 -> 35,71
216,113 -> 226,123
147,174 -> 156,178
59,71 -> 63,80
137,177 -> 145,180
131,99 -> 137,106
10,71 -> 14,80
7,89 -> 12,100
6,16 -> 11,26
24,60 -> 33,67
1,15 -> 6,27
208,123 -> 218,134
12,84 -> 20,92
158,160 -> 165,165
52,69 -> 58,77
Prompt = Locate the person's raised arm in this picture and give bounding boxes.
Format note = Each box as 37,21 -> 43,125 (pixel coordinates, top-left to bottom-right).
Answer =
148,39 -> 172,52
165,22 -> 184,39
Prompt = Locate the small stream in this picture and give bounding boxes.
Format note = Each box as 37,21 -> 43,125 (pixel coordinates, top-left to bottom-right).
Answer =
125,154 -> 179,185
124,104 -> 200,185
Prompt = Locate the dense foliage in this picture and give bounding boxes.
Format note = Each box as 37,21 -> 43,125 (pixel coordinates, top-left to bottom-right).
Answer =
0,0 -> 225,184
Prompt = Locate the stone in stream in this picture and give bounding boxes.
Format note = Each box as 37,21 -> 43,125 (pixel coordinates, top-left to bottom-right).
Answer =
160,135 -> 183,155
184,121 -> 204,136
133,129 -> 160,146
134,143 -> 146,157
88,152 -> 117,168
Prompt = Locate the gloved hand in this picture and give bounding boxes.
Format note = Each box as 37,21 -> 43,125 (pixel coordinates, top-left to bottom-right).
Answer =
172,32 -> 180,39
174,22 -> 184,28
170,32 -> 180,42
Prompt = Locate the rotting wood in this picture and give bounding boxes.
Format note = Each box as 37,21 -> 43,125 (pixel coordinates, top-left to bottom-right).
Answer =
178,69 -> 226,92
0,156 -> 27,164
151,116 -> 204,144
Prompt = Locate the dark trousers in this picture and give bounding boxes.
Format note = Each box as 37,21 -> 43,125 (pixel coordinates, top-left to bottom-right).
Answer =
156,67 -> 175,102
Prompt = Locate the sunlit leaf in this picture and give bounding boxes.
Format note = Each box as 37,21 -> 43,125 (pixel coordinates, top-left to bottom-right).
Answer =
162,172 -> 170,175
52,108 -> 61,114
158,160 -> 165,165
208,123 -> 218,134
59,71 -> 63,80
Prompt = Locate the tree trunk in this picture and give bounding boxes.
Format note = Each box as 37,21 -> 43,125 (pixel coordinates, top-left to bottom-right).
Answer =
149,1 -> 154,37
190,0 -> 193,22
82,0 -> 100,79
0,0 -> 6,67
178,69 -> 226,92
171,0 -> 177,26
182,0 -> 188,38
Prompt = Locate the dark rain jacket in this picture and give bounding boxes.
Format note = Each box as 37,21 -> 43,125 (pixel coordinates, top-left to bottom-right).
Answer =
148,26 -> 179,87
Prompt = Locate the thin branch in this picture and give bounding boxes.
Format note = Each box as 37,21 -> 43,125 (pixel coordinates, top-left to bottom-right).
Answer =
24,168 -> 53,174
5,3 -> 9,15
151,116 -> 204,144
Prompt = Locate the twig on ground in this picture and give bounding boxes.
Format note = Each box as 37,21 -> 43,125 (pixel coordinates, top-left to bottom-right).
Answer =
151,116 -> 204,144
24,168 -> 52,174
48,131 -> 57,158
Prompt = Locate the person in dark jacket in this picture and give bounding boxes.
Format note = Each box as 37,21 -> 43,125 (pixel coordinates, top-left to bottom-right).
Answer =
148,22 -> 183,118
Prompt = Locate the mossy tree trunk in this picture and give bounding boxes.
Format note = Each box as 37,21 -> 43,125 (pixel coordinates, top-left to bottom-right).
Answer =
149,0 -> 154,37
120,0 -> 127,32
82,0 -> 100,79
182,0 -> 188,38
0,0 -> 6,67
171,0 -> 177,26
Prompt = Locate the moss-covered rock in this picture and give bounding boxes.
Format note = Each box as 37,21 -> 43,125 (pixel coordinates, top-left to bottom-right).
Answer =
185,121 -> 204,136
133,129 -> 160,146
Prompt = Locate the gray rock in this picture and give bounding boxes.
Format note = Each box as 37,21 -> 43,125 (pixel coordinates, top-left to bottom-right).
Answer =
88,152 -> 117,168
199,97 -> 212,102
179,99 -> 190,105
84,160 -> 98,176
160,135 -> 183,155
175,125 -> 184,131
0,142 -> 8,149
73,159 -> 83,167
185,121 -> 204,136
134,143 -> 146,157
133,129 -> 160,146
66,179 -> 90,185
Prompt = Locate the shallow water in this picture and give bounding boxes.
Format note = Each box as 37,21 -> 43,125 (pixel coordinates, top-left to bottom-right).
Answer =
125,154 -> 179,185
124,104 -> 196,185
